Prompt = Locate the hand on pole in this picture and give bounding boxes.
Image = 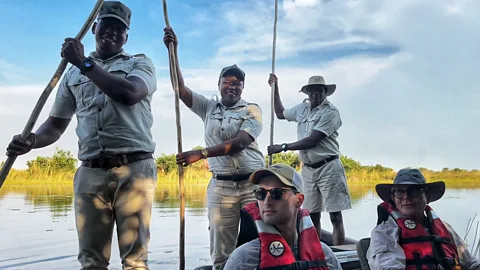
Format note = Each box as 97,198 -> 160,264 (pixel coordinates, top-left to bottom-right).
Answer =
176,150 -> 203,167
61,38 -> 87,68
163,27 -> 178,49
268,73 -> 278,88
6,133 -> 36,157
268,144 -> 283,155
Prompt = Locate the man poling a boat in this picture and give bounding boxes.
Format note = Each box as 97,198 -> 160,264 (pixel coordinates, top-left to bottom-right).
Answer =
223,163 -> 342,270
5,1 -> 159,269
163,28 -> 266,270
267,74 -> 352,246
367,168 -> 480,270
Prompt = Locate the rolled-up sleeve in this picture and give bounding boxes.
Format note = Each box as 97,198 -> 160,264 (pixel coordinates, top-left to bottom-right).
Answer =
313,108 -> 341,136
190,91 -> 212,121
49,73 -> 76,120
283,103 -> 302,122
127,56 -> 157,94
443,221 -> 480,270
367,218 -> 406,270
240,104 -> 263,140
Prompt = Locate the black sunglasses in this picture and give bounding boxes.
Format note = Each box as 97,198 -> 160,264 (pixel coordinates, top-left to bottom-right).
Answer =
254,187 -> 297,201
392,187 -> 426,199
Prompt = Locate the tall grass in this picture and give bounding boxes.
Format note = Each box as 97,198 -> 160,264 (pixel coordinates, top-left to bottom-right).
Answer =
464,214 -> 480,259
2,166 -> 480,186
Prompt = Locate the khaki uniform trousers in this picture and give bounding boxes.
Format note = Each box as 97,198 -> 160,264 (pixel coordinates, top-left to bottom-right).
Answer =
206,177 -> 257,270
73,158 -> 157,269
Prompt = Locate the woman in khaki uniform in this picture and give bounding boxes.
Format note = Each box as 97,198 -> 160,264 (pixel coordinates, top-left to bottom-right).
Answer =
163,28 -> 266,270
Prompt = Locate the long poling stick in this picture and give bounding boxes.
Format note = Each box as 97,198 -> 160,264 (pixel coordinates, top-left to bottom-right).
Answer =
0,0 -> 105,188
161,1 -> 186,269
268,0 -> 279,167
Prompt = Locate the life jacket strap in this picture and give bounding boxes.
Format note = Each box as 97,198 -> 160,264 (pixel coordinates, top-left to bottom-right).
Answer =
260,260 -> 328,270
407,252 -> 458,270
399,235 -> 455,245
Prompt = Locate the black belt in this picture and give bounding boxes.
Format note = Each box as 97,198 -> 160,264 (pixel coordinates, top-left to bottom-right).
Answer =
81,152 -> 153,170
214,172 -> 253,182
304,155 -> 338,169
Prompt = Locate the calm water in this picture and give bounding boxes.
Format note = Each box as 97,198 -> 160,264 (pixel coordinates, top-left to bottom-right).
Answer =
0,181 -> 479,269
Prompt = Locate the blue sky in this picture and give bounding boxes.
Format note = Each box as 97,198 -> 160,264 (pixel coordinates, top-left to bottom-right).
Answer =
0,0 -> 479,171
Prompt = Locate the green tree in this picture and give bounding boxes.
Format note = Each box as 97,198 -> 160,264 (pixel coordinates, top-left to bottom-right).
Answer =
155,154 -> 177,173
26,148 -> 77,175
265,152 -> 301,169
340,156 -> 362,172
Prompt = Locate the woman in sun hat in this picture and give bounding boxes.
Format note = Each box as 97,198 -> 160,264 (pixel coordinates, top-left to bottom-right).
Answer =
367,168 -> 480,270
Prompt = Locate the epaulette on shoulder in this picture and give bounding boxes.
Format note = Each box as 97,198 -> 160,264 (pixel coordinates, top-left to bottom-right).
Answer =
67,65 -> 77,71
132,53 -> 146,58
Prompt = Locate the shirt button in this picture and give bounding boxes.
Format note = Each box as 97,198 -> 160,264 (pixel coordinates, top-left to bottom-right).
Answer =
108,181 -> 117,190
98,108 -> 102,112
98,91 -> 102,95
98,127 -> 103,131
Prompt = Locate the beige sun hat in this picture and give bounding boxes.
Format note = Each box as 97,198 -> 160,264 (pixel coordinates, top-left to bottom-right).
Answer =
300,76 -> 336,96
249,163 -> 304,194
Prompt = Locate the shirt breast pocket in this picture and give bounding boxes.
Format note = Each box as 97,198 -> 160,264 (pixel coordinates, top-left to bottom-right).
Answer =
221,114 -> 246,140
297,115 -> 314,138
68,75 -> 95,108
108,64 -> 131,78
206,113 -> 223,138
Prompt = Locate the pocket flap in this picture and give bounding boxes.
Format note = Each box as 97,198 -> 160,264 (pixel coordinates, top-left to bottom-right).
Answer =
68,73 -> 91,87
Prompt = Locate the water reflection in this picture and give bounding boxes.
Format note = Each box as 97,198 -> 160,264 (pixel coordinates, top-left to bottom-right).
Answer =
1,180 -> 479,218
1,180 -> 479,269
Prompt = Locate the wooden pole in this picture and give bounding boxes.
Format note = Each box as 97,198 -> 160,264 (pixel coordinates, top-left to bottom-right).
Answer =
268,0 -> 279,167
0,0 -> 105,188
161,1 -> 185,269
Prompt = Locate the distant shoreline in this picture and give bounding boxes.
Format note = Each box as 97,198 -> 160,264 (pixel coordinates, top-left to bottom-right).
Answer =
2,148 -> 479,187
3,167 -> 479,187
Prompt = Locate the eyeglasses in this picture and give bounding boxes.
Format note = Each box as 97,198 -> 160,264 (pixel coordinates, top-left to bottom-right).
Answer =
254,187 -> 297,201
392,187 -> 426,199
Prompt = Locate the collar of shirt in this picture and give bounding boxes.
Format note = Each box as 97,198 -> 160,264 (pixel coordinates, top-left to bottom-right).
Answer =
307,97 -> 329,112
88,49 -> 131,63
214,98 -> 249,113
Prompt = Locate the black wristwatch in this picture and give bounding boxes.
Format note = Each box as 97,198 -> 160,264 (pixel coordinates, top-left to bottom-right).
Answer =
281,143 -> 288,152
80,58 -> 95,75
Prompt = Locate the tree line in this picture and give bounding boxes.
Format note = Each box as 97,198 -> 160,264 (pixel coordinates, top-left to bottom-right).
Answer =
1,147 -> 478,182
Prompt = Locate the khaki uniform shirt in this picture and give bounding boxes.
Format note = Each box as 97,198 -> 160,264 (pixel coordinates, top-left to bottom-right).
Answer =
190,91 -> 265,175
367,216 -> 480,270
49,50 -> 157,161
283,99 -> 342,164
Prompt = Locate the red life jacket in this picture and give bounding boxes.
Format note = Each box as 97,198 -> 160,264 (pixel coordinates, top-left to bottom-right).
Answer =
378,201 -> 461,270
242,201 -> 330,270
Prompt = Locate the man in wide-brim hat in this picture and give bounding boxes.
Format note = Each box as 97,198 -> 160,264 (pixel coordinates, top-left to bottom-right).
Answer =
367,168 -> 480,270
266,73 -> 352,246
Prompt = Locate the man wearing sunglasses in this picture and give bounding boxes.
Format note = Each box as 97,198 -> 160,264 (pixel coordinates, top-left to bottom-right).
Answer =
223,164 -> 342,270
367,168 -> 480,270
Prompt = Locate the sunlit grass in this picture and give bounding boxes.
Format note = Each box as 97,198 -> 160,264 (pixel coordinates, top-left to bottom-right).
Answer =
3,166 -> 479,186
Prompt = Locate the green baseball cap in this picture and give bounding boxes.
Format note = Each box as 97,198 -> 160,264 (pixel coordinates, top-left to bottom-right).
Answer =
219,64 -> 245,81
98,1 -> 132,29
249,164 -> 304,194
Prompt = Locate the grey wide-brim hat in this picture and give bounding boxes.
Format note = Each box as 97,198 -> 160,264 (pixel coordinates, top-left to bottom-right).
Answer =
375,168 -> 446,203
300,75 -> 336,96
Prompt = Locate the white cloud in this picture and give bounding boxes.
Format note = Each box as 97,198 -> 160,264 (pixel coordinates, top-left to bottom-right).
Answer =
1,0 -> 479,172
